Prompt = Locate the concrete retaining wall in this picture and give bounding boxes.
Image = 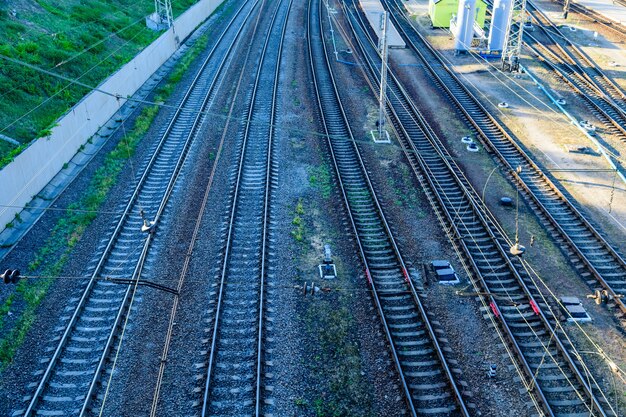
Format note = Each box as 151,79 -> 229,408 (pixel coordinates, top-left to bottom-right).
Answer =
0,0 -> 223,230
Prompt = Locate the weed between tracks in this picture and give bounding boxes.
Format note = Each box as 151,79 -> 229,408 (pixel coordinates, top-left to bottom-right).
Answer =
308,163 -> 333,199
304,296 -> 373,417
291,199 -> 306,242
291,185 -> 372,416
0,29 -> 214,370
388,162 -> 423,212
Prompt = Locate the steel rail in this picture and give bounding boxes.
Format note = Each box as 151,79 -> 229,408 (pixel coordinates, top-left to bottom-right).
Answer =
521,7 -> 626,147
482,0 -> 626,132
523,39 -> 626,142
309,0 -> 470,415
201,0 -> 290,414
557,1 -> 626,37
528,1 -> 626,109
22,2 -> 256,415
343,2 -> 613,414
382,0 -> 626,317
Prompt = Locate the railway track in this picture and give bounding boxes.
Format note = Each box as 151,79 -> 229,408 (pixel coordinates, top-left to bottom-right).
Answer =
524,2 -> 626,141
382,0 -> 626,320
310,0 -> 471,415
200,0 -> 290,415
527,2 -> 626,110
553,0 -> 626,38
524,39 -> 626,148
341,1 -> 618,415
17,2 -> 258,415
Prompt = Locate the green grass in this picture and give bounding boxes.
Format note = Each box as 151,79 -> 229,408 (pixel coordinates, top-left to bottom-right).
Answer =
0,29 -> 214,370
387,162 -> 423,211
308,164 -> 333,198
304,297 -> 373,417
291,196 -> 372,416
0,0 -> 199,163
291,199 -> 305,242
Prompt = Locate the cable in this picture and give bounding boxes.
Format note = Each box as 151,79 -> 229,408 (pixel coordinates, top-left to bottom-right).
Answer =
0,11 -> 149,105
338,1 -> 618,410
331,3 -> 571,412
400,3 -> 626,169
0,46 -> 467,225
0,204 -> 120,216
52,16 -> 148,69
0,29 -> 158,221
116,97 -> 145,216
0,25 -> 151,136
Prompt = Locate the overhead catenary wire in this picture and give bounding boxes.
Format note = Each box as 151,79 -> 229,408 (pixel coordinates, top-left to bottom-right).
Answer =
3,41 -> 626,169
96,0 -> 270,409
0,47 -> 495,226
0,29 -> 155,223
0,26 -> 153,137
398,1 -> 626,159
1,1 -> 620,408
413,16 -> 626,399
335,3 -> 583,412
0,8 -> 147,103
334,0 -> 616,408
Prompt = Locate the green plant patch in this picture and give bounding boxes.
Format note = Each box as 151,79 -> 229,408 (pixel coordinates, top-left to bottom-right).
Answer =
304,297 -> 373,417
0,0 -> 199,161
308,163 -> 332,199
291,199 -> 306,242
0,27 -> 215,370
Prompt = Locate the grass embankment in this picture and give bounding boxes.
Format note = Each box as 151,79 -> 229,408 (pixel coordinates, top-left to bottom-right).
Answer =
0,28 -> 212,370
0,0 -> 198,165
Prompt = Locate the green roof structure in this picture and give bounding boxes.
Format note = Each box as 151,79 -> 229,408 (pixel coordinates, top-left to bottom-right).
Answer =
428,0 -> 487,29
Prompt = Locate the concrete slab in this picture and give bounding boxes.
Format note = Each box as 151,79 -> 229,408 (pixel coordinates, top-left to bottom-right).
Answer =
359,0 -> 407,47
572,0 -> 626,26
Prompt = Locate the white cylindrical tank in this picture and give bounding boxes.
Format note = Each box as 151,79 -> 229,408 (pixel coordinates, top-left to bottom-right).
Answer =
487,0 -> 512,51
454,0 -> 477,51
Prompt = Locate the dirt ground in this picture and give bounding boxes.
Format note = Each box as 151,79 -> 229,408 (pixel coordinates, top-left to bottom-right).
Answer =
383,0 -> 626,412
402,0 -> 626,255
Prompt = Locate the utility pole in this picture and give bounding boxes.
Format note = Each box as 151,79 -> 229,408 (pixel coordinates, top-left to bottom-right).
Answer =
376,12 -> 390,143
155,0 -> 173,28
501,0 -> 527,72
562,0 -> 571,19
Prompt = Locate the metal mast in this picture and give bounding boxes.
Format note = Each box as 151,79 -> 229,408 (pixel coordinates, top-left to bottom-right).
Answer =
155,0 -> 173,28
377,12 -> 389,142
501,0 -> 527,72
562,0 -> 571,19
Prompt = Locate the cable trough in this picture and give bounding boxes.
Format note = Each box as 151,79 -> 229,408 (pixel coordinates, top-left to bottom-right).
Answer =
200,0 -> 290,415
341,0 -> 618,415
383,0 -> 626,320
309,0 -> 471,415
18,2 -> 258,415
